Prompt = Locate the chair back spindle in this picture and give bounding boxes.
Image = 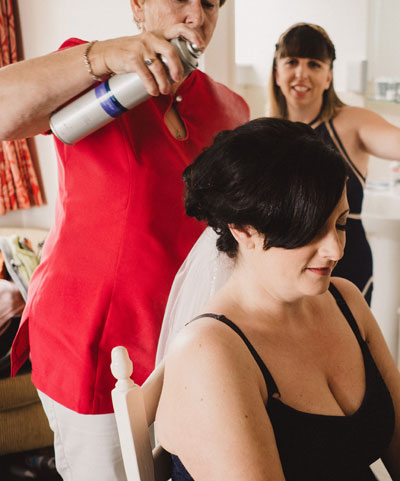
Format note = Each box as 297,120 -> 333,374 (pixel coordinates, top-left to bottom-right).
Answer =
111,346 -> 171,481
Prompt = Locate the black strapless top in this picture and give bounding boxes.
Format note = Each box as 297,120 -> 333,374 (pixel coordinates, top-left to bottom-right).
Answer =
169,284 -> 394,480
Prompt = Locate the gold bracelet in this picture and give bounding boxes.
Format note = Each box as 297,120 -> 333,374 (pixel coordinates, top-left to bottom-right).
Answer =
83,41 -> 103,82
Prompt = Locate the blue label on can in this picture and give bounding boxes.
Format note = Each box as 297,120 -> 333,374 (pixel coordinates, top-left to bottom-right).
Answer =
95,80 -> 128,118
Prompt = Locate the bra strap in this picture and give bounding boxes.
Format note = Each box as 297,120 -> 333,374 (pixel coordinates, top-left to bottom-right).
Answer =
190,313 -> 281,398
328,284 -> 365,347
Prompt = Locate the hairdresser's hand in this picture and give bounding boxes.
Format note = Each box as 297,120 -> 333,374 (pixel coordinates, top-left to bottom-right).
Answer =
89,25 -> 205,96
0,25 -> 205,140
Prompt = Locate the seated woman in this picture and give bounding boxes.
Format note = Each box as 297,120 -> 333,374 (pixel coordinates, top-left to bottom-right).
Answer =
155,118 -> 400,481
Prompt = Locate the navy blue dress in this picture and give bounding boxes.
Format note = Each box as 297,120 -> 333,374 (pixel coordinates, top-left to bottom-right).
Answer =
168,284 -> 394,480
315,119 -> 373,305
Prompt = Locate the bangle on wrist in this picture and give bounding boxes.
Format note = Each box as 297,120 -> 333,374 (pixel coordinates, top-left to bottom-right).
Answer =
83,41 -> 103,82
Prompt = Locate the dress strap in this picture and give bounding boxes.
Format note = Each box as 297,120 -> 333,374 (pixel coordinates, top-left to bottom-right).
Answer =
328,284 -> 365,347
190,313 -> 281,398
327,119 -> 366,183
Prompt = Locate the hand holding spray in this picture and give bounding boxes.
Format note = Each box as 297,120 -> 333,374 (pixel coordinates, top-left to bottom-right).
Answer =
50,38 -> 201,145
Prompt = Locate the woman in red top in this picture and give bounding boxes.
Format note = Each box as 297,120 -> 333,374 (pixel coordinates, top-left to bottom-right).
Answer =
0,1 -> 249,479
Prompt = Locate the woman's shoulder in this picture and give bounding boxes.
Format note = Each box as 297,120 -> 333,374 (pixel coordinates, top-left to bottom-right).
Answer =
195,71 -> 250,121
163,313 -> 267,392
330,276 -> 369,309
330,276 -> 361,295
166,314 -> 249,367
330,277 -> 371,337
334,104 -> 384,126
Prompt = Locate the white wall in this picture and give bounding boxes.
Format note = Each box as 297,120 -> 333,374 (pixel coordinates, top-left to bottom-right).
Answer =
201,1 -> 236,89
368,0 -> 400,81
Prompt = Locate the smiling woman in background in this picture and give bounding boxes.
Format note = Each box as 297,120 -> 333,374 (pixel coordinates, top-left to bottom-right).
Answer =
270,22 -> 400,306
156,118 -> 400,481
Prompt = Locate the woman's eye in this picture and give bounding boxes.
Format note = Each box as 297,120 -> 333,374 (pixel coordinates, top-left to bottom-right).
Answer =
202,0 -> 216,8
285,59 -> 297,66
309,61 -> 321,68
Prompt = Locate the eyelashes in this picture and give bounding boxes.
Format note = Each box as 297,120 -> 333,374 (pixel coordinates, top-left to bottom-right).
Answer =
336,223 -> 348,232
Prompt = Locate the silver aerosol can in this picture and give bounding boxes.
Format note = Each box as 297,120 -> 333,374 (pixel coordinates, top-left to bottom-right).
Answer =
50,37 -> 201,145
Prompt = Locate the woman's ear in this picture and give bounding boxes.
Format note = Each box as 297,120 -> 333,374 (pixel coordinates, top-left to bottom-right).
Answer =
130,0 -> 145,26
324,69 -> 333,90
228,225 -> 257,250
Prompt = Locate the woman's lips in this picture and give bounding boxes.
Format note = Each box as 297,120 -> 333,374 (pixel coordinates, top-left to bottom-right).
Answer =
307,267 -> 332,276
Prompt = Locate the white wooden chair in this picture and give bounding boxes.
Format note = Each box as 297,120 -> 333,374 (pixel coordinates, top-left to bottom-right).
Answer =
111,346 -> 172,481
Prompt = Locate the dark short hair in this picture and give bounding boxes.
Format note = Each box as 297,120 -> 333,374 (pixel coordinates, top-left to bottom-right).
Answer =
183,118 -> 347,258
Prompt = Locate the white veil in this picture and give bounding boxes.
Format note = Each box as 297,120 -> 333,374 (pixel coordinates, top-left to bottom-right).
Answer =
156,227 -> 234,363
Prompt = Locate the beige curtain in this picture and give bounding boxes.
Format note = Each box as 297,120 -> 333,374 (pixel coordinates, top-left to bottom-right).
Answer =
0,0 -> 43,215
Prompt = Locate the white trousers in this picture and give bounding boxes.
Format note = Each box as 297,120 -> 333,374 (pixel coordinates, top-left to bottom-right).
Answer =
38,390 -> 127,481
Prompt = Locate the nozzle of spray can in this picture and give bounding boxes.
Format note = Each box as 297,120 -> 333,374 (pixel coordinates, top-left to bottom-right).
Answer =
50,37 -> 201,145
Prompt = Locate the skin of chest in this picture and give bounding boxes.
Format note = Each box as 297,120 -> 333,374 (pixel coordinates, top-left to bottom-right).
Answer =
244,311 -> 367,417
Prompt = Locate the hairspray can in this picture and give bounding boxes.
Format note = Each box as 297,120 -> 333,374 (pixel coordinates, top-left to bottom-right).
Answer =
50,38 -> 201,145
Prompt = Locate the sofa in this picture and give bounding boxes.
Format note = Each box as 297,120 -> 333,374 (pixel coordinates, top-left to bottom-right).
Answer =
0,227 -> 53,455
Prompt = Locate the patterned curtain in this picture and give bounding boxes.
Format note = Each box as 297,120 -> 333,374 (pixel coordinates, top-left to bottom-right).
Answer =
0,0 -> 43,215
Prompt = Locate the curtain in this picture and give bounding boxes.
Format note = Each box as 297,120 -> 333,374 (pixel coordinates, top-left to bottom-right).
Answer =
0,0 -> 43,215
